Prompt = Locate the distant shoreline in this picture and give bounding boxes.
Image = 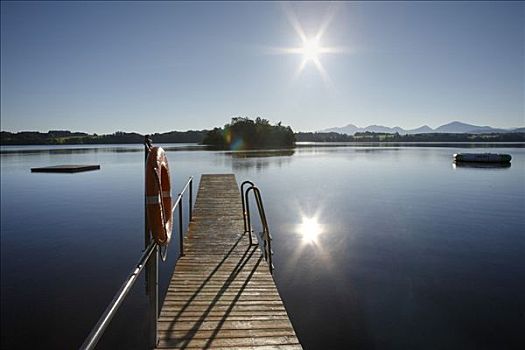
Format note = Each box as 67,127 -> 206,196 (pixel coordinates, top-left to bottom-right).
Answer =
1,129 -> 524,146
1,142 -> 524,153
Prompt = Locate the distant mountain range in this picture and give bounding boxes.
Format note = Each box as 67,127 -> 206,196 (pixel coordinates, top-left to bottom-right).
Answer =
323,121 -> 525,135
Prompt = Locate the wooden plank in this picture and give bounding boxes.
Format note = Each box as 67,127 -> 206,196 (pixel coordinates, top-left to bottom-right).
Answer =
158,328 -> 297,340
156,174 -> 301,349
157,346 -> 301,350
158,346 -> 301,350
157,335 -> 300,349
30,164 -> 100,173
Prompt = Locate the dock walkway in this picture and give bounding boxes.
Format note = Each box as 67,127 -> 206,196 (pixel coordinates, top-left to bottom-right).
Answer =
156,174 -> 301,349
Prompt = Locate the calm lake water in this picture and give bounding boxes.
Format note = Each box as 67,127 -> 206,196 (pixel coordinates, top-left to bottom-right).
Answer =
1,143 -> 524,349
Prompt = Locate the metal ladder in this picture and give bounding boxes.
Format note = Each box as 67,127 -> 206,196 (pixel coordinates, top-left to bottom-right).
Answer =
241,180 -> 274,274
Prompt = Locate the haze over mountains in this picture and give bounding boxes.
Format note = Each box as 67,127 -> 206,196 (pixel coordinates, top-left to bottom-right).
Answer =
323,121 -> 525,135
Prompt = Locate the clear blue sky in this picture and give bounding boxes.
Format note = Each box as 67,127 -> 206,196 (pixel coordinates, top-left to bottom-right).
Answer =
1,1 -> 523,133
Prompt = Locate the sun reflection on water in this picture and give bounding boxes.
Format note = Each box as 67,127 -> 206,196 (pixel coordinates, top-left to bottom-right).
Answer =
284,209 -> 337,277
297,215 -> 323,244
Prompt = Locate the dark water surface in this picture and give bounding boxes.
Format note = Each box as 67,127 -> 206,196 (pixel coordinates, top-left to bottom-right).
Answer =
1,144 -> 524,349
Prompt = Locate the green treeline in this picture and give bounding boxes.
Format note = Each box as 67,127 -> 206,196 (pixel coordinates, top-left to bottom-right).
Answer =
2,128 -> 524,146
0,130 -> 207,145
202,117 -> 296,149
296,131 -> 525,142
149,130 -> 207,143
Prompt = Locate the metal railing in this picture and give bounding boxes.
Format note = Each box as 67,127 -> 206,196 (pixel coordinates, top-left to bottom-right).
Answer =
80,137 -> 193,350
171,176 -> 193,257
241,181 -> 274,274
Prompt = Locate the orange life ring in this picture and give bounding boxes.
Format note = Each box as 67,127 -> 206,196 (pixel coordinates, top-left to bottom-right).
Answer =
145,147 -> 173,246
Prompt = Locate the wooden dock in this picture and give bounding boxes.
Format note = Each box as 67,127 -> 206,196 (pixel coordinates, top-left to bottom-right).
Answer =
156,174 -> 302,350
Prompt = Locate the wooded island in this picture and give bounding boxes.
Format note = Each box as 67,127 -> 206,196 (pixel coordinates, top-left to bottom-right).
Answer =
202,117 -> 296,149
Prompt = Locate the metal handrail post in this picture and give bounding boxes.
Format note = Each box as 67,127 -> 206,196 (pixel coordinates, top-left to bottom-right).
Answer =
144,135 -> 158,348
144,136 -> 151,247
147,245 -> 158,347
179,193 -> 184,256
189,178 -> 193,222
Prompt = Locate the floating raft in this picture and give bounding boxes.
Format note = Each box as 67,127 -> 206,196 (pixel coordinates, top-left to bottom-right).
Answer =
453,153 -> 511,163
31,164 -> 100,173
156,174 -> 302,349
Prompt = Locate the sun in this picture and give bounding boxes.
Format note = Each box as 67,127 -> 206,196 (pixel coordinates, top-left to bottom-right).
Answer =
266,3 -> 348,85
302,37 -> 321,62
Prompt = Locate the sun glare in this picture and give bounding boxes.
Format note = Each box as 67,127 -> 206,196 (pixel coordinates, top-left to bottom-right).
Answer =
302,37 -> 321,61
265,3 -> 348,86
298,216 -> 323,244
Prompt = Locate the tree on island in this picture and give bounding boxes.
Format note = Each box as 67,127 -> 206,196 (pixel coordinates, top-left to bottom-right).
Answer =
202,117 -> 295,149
